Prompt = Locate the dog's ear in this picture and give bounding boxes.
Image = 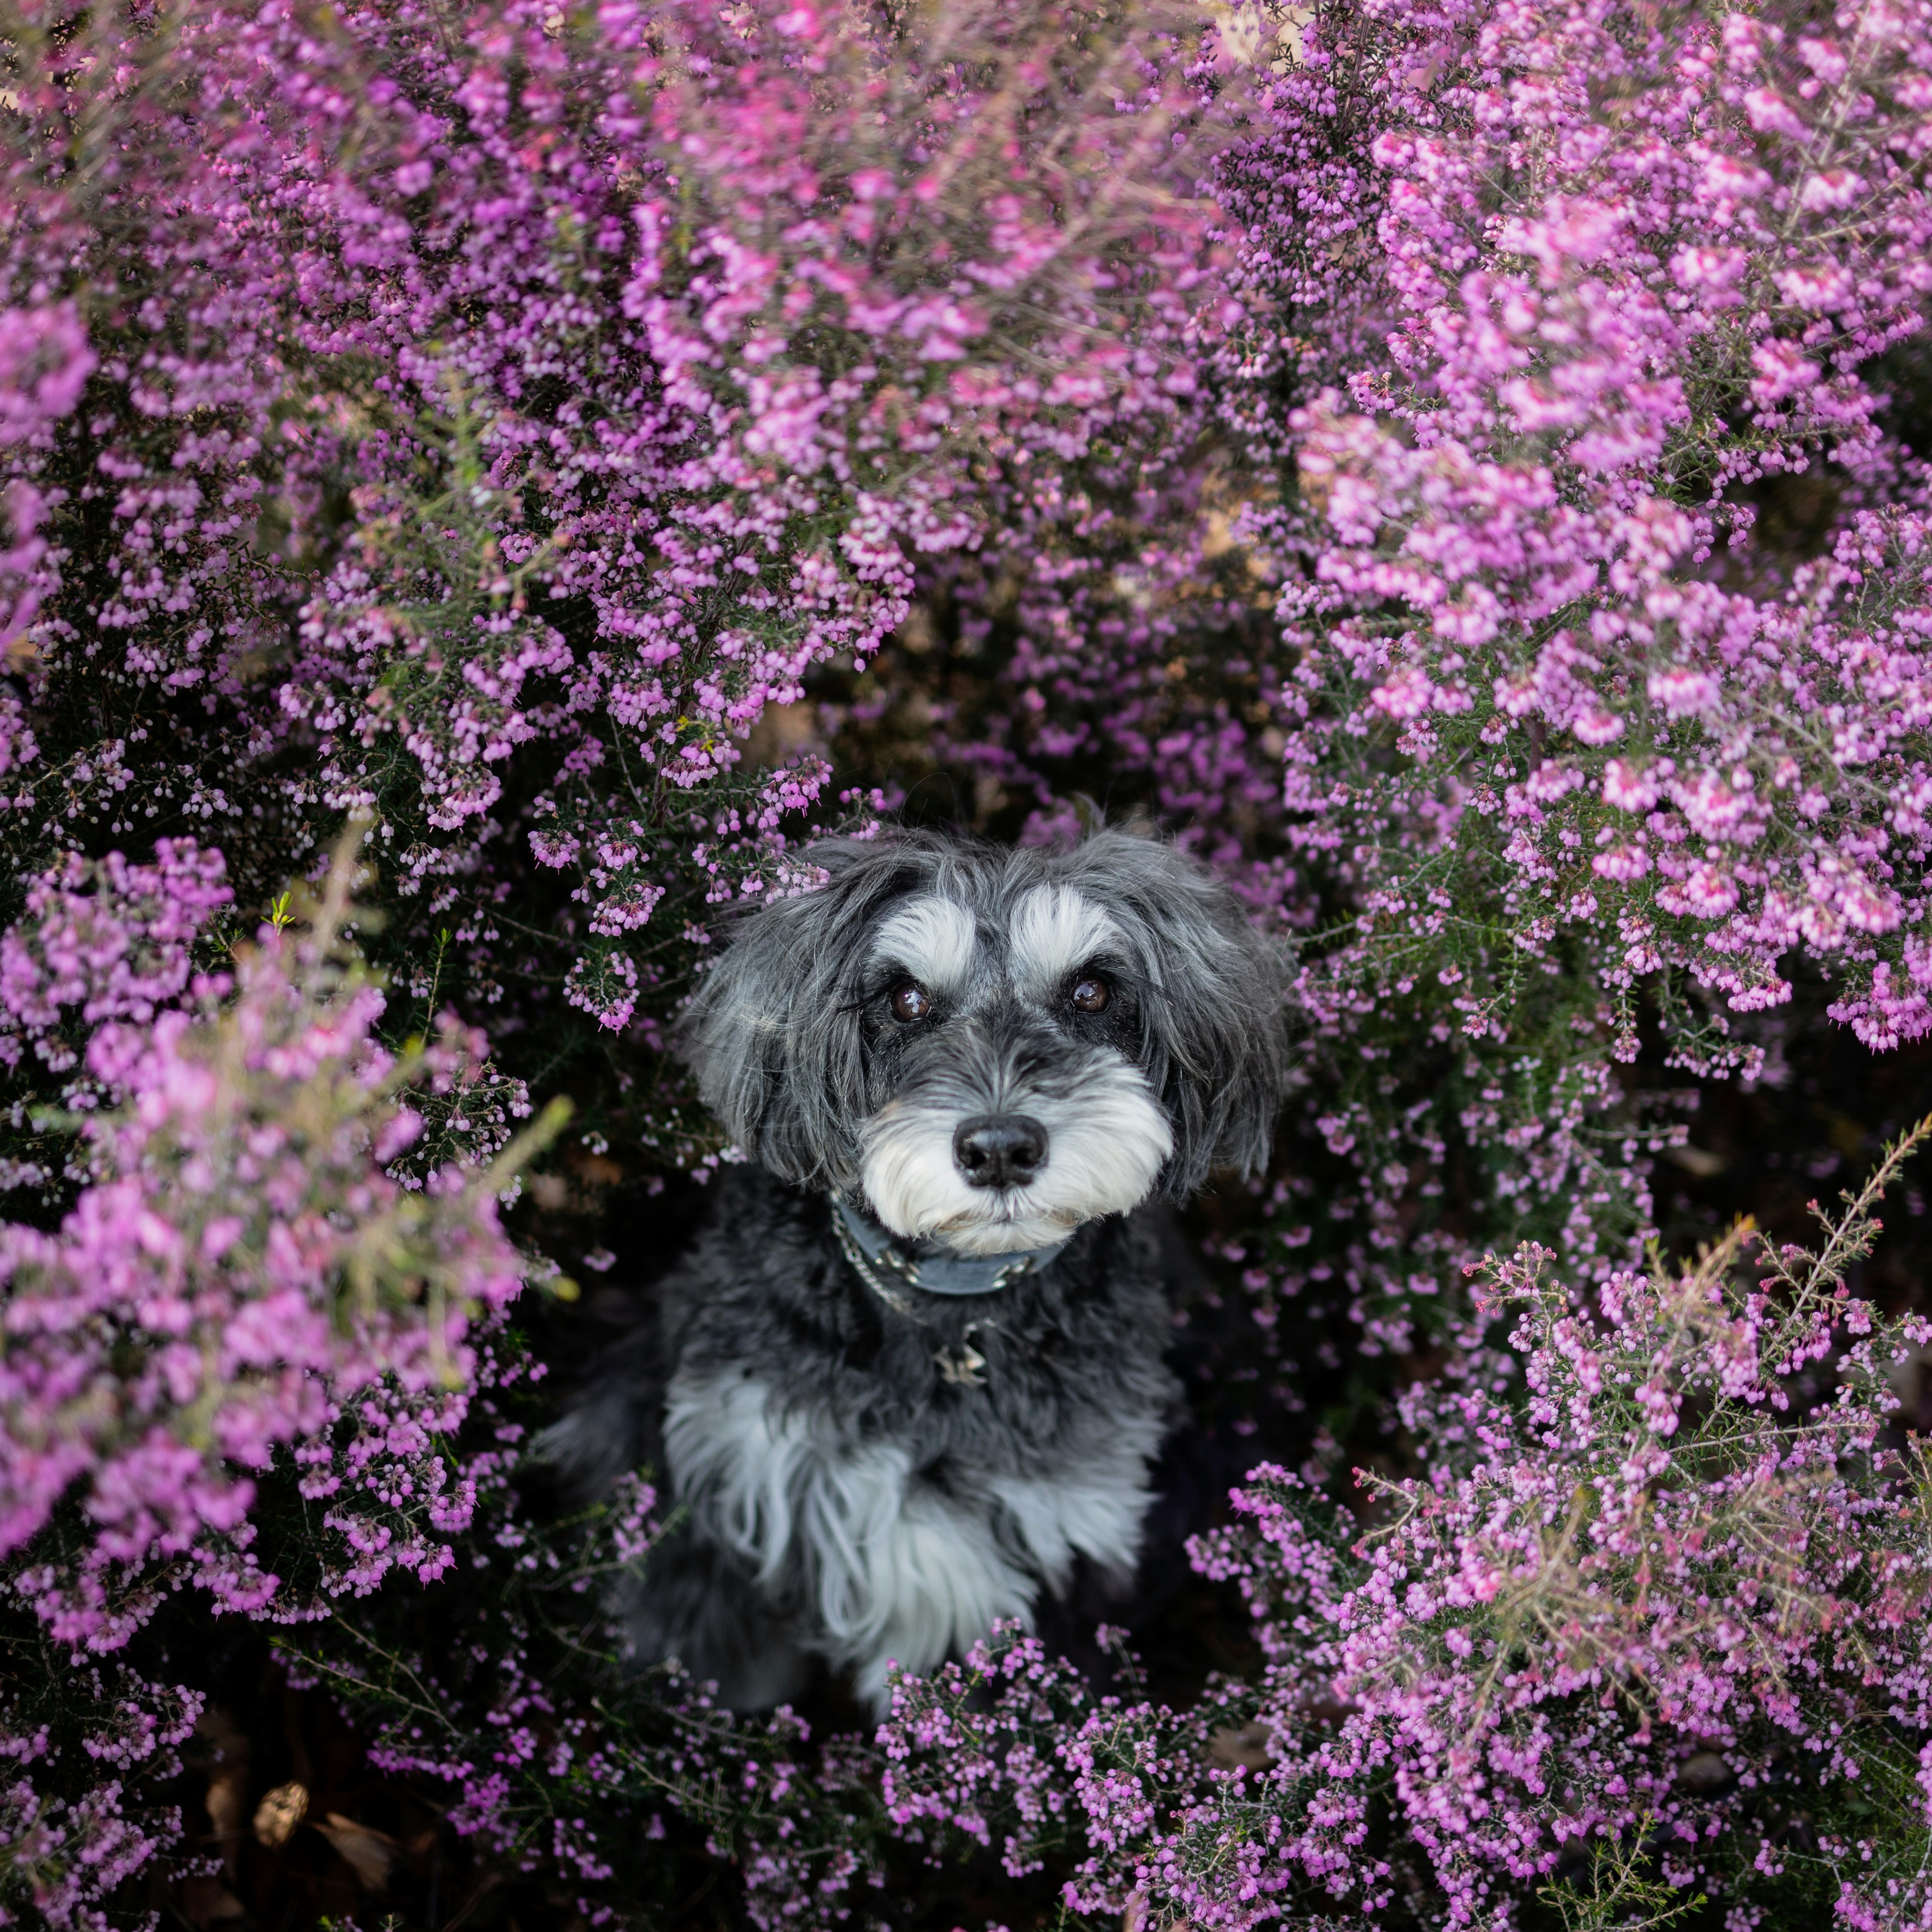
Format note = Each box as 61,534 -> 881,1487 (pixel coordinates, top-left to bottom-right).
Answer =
1066,830 -> 1287,1198
678,838 -> 924,1189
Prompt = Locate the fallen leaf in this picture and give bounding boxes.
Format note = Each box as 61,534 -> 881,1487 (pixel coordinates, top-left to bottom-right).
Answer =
1208,1721 -> 1274,1771
205,1766 -> 249,1853
1676,1750 -> 1734,1793
252,1781 -> 308,1850
313,1812 -> 398,1892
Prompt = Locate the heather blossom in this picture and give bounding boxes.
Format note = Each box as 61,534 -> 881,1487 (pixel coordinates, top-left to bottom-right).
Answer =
881,1123 -> 1932,1929
1270,0 -> 1932,1069
0,842 -> 231,1195
1,848 -> 557,1650
1,0 -> 1226,1042
0,846 -> 559,1923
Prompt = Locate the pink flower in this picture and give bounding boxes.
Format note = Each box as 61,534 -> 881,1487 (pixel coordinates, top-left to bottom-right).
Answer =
1750,339 -> 1820,403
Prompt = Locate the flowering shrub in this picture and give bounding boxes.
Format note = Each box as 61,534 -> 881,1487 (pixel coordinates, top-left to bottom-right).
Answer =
1185,0 -> 1932,1369
1275,0 -> 1932,1060
0,843 -> 231,1196
282,1467 -> 899,1931
3,0 -> 1932,1926
3,847 -> 553,1619
1,0 -> 1220,1059
0,850 -> 556,1922
880,1121 -> 1932,1928
0,1669 -> 205,1932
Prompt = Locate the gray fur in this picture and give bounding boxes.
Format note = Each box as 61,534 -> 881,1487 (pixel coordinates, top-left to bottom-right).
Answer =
541,826 -> 1286,1711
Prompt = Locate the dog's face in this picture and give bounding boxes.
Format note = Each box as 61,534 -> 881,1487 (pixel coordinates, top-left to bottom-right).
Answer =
850,879 -> 1177,1253
682,829 -> 1285,1254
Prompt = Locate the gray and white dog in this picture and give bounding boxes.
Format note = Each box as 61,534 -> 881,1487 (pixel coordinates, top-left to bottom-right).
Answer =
543,826 -> 1285,1712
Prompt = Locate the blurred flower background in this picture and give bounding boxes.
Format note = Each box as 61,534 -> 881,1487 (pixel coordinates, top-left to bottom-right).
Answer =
5,0 -> 1932,1927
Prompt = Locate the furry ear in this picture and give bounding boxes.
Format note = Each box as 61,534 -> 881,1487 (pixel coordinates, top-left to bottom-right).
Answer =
1059,829 -> 1287,1198
677,837 -> 935,1188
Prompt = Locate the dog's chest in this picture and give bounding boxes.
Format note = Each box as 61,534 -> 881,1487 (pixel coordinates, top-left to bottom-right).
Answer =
663,1362 -> 1162,1697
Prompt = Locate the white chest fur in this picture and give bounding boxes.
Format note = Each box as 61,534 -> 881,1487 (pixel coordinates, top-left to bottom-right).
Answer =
663,1366 -> 1163,1710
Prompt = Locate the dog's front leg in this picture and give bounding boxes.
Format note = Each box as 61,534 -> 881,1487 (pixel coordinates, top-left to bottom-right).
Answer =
611,1520 -> 813,1711
665,1365 -> 1038,1712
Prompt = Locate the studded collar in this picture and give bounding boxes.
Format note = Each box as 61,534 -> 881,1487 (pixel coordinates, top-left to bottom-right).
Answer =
829,1197 -> 1074,1390
830,1196 -> 1073,1300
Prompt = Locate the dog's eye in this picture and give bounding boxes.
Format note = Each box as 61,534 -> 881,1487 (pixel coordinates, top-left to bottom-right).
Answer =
891,982 -> 932,1022
1070,976 -> 1111,1014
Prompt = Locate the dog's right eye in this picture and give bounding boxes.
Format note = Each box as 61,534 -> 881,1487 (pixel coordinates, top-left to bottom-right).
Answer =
1069,975 -> 1111,1014
890,982 -> 932,1022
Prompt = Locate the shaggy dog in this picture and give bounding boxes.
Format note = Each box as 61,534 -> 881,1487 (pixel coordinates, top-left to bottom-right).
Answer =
542,827 -> 1285,1712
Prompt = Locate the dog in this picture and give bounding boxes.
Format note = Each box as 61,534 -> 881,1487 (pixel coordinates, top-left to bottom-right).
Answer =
541,826 -> 1285,1712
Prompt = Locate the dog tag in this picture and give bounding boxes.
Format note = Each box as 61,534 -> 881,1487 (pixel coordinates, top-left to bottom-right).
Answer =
934,1340 -> 987,1388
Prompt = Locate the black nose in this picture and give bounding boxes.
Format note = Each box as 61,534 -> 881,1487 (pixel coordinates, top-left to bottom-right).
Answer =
953,1114 -> 1049,1189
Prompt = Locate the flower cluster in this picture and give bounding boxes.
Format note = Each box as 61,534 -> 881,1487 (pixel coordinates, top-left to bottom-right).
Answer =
0,850 -> 554,1649
882,1124 -> 1932,1928
1276,0 -> 1932,1053
1069,0 -> 1932,1364
281,1460 -> 895,1932
0,849 -> 558,1922
0,1667 -> 204,1932
2,0 -> 1221,1052
0,842 -> 231,1195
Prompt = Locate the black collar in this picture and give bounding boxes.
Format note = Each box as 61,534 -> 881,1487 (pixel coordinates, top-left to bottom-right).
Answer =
830,1196 -> 1073,1299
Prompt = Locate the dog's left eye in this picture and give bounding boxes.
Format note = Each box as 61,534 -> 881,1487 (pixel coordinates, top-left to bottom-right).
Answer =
1070,976 -> 1111,1014
891,982 -> 932,1022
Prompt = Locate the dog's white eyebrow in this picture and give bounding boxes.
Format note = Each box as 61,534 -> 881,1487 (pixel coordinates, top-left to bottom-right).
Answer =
870,896 -> 978,991
1007,886 -> 1123,991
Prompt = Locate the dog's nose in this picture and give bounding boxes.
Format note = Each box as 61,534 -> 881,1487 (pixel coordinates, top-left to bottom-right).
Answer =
953,1114 -> 1048,1189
